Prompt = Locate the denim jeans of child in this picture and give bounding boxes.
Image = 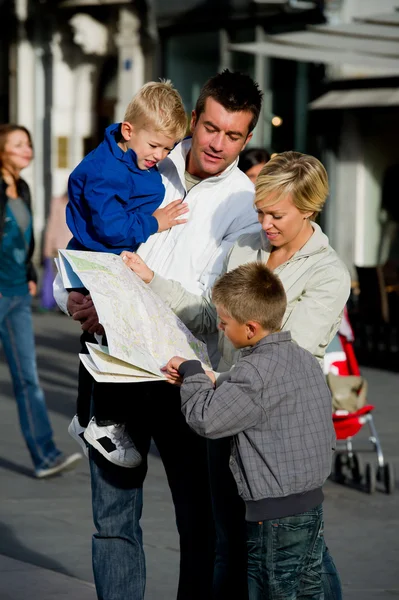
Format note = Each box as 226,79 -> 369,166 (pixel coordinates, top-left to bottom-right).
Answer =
247,504 -> 324,600
208,437 -> 342,600
0,294 -> 61,471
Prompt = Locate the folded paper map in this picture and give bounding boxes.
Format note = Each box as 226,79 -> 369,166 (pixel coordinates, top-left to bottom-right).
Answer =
56,250 -> 211,382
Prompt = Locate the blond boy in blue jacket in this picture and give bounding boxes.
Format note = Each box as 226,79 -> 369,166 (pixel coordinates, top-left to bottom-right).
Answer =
66,81 -> 188,467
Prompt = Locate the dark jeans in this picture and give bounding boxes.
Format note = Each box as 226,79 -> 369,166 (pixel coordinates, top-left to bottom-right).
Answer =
88,377 -> 215,600
208,438 -> 248,600
247,505 -> 324,600
208,437 -> 342,600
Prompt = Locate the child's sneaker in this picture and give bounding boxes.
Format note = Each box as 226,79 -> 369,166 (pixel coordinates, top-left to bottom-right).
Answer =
83,417 -> 142,468
68,415 -> 89,458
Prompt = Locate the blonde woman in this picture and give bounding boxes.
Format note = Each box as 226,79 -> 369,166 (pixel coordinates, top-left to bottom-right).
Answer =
125,151 -> 350,600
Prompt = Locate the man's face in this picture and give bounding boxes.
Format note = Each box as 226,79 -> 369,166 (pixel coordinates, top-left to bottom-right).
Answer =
187,97 -> 253,179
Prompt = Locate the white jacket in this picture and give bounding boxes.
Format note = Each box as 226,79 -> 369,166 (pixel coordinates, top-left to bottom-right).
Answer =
137,138 -> 259,294
54,137 -> 259,311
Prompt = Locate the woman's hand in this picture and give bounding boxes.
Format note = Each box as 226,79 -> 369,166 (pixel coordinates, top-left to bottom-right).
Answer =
121,252 -> 154,284
28,281 -> 37,296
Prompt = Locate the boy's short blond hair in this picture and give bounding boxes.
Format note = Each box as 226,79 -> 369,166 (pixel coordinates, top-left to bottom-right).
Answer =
123,80 -> 187,141
212,262 -> 287,333
255,151 -> 329,219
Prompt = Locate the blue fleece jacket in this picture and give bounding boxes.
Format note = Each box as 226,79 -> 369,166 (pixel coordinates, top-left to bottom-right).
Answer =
66,123 -> 164,253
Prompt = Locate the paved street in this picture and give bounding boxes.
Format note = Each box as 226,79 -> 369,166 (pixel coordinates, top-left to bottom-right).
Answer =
0,309 -> 398,599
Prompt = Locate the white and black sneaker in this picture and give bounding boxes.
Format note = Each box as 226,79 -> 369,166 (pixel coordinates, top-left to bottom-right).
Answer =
68,415 -> 89,458
83,417 -> 142,468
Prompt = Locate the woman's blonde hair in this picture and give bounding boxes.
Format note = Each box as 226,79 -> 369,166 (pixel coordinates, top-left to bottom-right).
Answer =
123,80 -> 187,142
255,151 -> 329,219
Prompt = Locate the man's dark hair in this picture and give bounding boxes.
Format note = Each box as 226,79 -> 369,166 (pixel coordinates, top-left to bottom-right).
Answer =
195,70 -> 263,134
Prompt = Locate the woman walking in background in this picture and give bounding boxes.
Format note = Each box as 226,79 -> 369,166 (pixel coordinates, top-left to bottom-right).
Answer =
0,124 -> 81,478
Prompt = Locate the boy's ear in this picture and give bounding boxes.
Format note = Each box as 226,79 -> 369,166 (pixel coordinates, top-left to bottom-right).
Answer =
121,121 -> 134,141
246,321 -> 260,340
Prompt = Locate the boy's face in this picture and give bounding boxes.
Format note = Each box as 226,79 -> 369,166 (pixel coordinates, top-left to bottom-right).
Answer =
121,123 -> 176,170
216,305 -> 251,349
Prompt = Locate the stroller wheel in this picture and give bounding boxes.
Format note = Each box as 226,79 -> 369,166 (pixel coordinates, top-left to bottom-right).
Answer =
350,453 -> 362,484
383,463 -> 395,494
365,463 -> 376,494
334,452 -> 345,482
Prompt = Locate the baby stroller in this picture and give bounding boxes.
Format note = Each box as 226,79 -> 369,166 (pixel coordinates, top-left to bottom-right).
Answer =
324,309 -> 395,494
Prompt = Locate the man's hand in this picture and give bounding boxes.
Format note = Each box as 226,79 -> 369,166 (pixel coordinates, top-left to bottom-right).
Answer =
28,281 -> 37,296
153,199 -> 188,232
121,252 -> 154,284
67,291 -> 92,317
67,292 -> 104,336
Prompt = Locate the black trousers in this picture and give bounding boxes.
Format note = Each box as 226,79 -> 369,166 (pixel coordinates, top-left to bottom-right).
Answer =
76,331 -> 129,426
77,332 -> 215,599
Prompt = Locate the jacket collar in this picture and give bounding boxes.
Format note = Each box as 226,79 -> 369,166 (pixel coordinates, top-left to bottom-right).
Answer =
241,330 -> 292,356
259,221 -> 329,260
162,137 -> 240,188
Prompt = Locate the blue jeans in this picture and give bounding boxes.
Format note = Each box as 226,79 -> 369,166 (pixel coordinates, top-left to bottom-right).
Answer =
208,438 -> 342,600
247,505 -> 324,600
88,379 -> 215,600
0,294 -> 61,471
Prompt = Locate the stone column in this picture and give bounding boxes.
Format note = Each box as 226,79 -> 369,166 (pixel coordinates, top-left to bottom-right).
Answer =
114,7 -> 145,121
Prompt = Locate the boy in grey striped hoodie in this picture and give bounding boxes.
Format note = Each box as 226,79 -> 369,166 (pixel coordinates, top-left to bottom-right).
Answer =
165,262 -> 337,600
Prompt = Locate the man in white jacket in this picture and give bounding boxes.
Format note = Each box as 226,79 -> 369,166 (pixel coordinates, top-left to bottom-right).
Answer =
55,70 -> 262,600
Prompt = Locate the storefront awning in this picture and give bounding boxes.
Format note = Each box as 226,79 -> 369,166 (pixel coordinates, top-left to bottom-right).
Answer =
310,88 -> 399,110
229,11 -> 399,72
310,22 -> 399,41
229,38 -> 399,70
59,0 -> 130,6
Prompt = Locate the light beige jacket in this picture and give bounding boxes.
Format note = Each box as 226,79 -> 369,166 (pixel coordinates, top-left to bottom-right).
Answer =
149,222 -> 351,371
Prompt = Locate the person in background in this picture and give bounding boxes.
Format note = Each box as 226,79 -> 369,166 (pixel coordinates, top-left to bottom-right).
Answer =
0,124 -> 82,478
238,147 -> 270,183
41,191 -> 72,311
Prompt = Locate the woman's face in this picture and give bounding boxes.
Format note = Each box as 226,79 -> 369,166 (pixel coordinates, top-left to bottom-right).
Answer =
245,162 -> 266,184
255,193 -> 312,248
1,130 -> 33,173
